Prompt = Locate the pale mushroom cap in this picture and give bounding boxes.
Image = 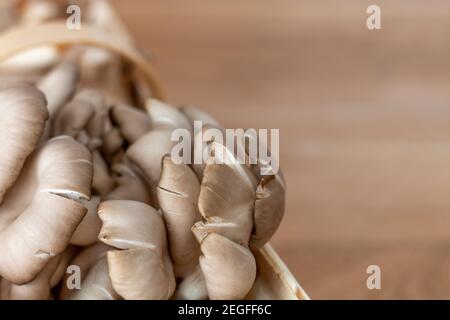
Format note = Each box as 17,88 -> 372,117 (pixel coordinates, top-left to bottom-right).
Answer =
59,243 -> 112,300
173,265 -> 208,300
157,157 -> 201,278
0,136 -> 92,284
107,248 -> 176,300
145,99 -> 192,132
195,232 -> 256,300
127,129 -> 175,184
111,104 -> 151,144
250,173 -> 286,250
98,200 -> 166,250
98,200 -> 176,300
198,142 -> 258,245
38,59 -> 79,118
0,83 -> 48,203
180,106 -> 220,132
92,151 -> 115,197
106,164 -> 151,204
70,196 -> 102,246
70,257 -> 119,300
53,99 -> 95,138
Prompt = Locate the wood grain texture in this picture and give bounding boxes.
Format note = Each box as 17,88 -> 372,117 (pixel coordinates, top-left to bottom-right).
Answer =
110,0 -> 450,299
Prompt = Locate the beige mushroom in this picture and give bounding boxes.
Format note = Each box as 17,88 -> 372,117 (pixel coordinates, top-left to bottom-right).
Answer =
1,247 -> 76,300
38,57 -> 79,121
0,83 -> 48,204
70,196 -> 102,246
111,104 -> 151,144
191,231 -> 256,300
157,157 -> 201,278
59,243 -> 118,300
127,99 -> 193,184
106,163 -> 152,204
0,136 -> 92,284
98,200 -> 176,300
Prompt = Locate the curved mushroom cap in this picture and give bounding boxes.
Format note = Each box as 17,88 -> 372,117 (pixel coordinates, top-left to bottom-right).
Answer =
98,200 -> 176,300
157,157 -> 201,278
198,142 -> 258,245
70,257 -> 119,300
111,104 -> 151,144
173,265 -> 208,300
127,129 -> 175,184
70,196 -> 102,246
53,99 -> 95,138
106,164 -> 151,204
38,59 -> 79,119
180,106 -> 220,132
0,136 -> 92,284
1,247 -> 75,300
145,99 -> 192,132
250,173 -> 286,250
192,231 -> 256,300
0,46 -> 60,74
59,243 -> 113,300
92,151 -> 115,197
0,83 -> 48,204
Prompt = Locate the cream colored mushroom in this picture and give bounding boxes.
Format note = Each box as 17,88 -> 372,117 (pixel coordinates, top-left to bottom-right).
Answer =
157,157 -> 201,278
1,247 -> 76,300
111,104 -> 151,144
98,200 -> 176,300
192,141 -> 258,299
60,243 -> 119,300
106,163 -> 152,204
0,136 -> 92,284
192,231 -> 256,300
38,56 -> 79,121
0,83 -> 48,204
70,196 -> 102,246
127,99 -> 192,184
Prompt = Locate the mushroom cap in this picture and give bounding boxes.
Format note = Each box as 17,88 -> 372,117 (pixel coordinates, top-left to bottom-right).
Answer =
250,173 -> 286,250
145,99 -> 192,132
127,129 -> 175,184
198,142 -> 258,245
111,104 -> 151,144
180,106 -> 220,132
52,99 -> 95,138
59,242 -> 113,300
37,59 -> 79,118
0,83 -> 48,204
98,200 -> 176,300
157,157 -> 201,278
69,257 -> 119,300
70,196 -> 102,246
173,265 -> 208,300
106,163 -> 151,204
193,231 -> 256,300
0,136 -> 92,284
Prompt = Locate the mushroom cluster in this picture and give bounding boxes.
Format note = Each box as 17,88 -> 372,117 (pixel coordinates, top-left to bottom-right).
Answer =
0,0 -> 286,300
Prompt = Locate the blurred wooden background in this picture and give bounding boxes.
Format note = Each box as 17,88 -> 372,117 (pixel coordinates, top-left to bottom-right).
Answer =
111,0 -> 450,299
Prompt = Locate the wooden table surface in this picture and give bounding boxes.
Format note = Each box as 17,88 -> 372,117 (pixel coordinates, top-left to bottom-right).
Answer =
111,0 -> 450,299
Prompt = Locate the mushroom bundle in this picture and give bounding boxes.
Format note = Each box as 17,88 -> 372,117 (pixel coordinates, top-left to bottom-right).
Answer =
0,0 -> 286,300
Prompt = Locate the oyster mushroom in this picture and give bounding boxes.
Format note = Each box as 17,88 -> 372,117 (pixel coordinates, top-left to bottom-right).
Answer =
157,157 -> 201,278
0,83 -> 48,204
0,136 -> 92,284
192,141 -> 258,300
60,243 -> 118,300
98,200 -> 176,300
111,104 -> 151,144
1,247 -> 76,300
127,99 -> 192,184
